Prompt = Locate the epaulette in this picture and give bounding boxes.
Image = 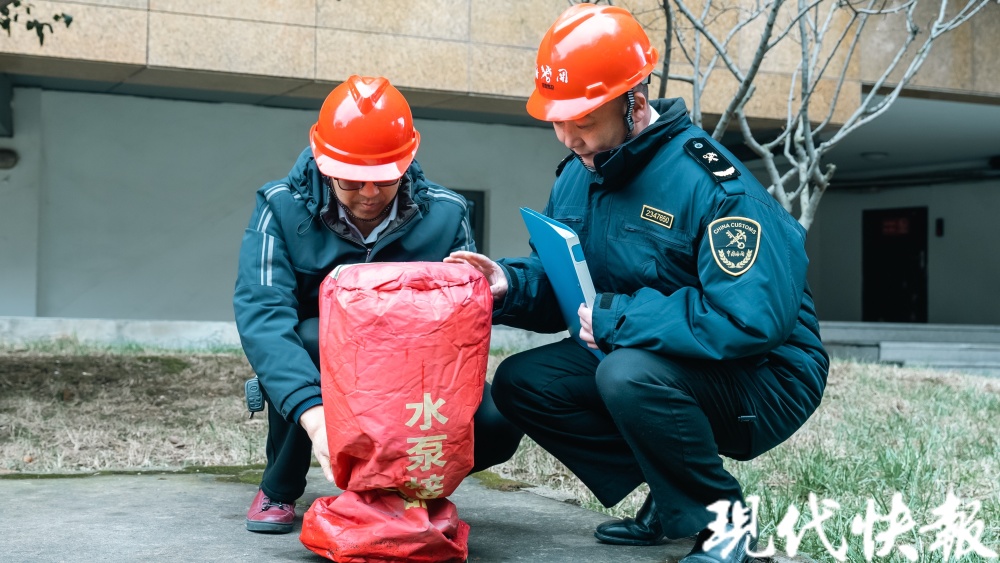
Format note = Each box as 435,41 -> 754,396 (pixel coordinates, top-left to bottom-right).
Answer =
684,137 -> 741,185
555,153 -> 575,177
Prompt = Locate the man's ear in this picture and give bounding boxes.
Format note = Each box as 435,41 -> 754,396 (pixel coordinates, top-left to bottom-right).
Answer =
631,89 -> 651,133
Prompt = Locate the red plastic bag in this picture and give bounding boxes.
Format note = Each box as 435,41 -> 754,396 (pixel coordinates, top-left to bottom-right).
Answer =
300,490 -> 470,563
318,262 -> 492,499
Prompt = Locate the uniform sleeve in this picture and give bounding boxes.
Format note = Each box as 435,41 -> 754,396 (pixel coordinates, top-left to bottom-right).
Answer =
493,198 -> 574,333
591,191 -> 808,360
233,191 -> 322,423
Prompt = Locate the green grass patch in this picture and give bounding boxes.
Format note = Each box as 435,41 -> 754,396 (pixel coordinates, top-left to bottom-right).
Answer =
470,470 -> 532,492
0,337 -> 244,355
493,360 -> 1000,562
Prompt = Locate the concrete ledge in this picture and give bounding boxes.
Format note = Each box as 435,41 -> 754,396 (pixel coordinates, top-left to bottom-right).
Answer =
821,322 -> 1000,375
823,343 -> 880,363
14,316 -> 1000,373
821,321 -> 1000,345
0,316 -> 241,350
0,316 -> 565,353
880,342 -> 1000,364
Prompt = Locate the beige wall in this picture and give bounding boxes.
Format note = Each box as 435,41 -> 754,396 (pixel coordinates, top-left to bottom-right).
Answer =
0,0 -> 569,117
859,0 -> 1000,98
3,1 -> 997,122
0,0 -> 1000,125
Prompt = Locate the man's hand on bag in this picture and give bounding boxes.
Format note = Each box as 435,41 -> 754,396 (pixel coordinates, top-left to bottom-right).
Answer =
299,405 -> 333,483
444,251 -> 508,302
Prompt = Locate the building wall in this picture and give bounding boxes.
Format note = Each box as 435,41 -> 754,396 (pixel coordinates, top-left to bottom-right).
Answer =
1,88 -> 564,321
18,0 -> 1000,121
4,86 -> 999,325
0,0 -> 570,112
3,2 -> 999,325
806,180 -> 1000,325
859,0 -> 1000,98
0,89 -> 42,316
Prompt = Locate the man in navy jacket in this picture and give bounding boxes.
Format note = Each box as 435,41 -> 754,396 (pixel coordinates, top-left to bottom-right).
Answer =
235,75 -> 522,534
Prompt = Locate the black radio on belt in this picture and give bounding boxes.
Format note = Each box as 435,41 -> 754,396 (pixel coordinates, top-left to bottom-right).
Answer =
245,376 -> 265,419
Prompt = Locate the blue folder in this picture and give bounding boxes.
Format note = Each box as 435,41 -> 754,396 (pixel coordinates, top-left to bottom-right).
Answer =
520,207 -> 605,360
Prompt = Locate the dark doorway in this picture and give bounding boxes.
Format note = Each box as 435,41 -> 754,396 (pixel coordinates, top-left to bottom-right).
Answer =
862,207 -> 928,322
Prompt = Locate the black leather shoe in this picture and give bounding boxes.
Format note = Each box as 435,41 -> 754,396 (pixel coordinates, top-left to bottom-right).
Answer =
594,494 -> 666,546
680,524 -> 757,562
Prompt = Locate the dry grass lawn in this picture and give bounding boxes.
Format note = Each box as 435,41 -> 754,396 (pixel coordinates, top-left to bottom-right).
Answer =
0,351 -> 262,473
2,346 -> 998,561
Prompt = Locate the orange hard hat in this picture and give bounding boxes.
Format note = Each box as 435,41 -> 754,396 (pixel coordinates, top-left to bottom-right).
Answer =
526,4 -> 658,122
310,75 -> 420,182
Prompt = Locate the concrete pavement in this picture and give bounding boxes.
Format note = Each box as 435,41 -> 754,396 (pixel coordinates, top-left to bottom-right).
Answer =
1,467 -> 701,562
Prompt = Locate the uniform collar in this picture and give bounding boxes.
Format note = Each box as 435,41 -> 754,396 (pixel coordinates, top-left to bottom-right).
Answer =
587,98 -> 690,186
336,196 -> 400,244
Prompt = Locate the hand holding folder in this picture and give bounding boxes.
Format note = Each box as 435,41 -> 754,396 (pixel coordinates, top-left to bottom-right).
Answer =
520,207 -> 605,360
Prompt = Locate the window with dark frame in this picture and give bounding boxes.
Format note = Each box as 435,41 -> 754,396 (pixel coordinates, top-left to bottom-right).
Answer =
455,190 -> 487,254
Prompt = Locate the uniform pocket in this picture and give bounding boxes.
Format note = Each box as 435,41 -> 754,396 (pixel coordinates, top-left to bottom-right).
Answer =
551,211 -> 586,232
609,223 -> 696,293
621,223 -> 690,251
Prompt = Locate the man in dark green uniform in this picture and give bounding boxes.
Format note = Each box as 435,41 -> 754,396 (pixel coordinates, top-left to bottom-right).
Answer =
446,5 -> 827,562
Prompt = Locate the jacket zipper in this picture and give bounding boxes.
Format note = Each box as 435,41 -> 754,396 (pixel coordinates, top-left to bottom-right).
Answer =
318,198 -> 420,262
365,211 -> 418,262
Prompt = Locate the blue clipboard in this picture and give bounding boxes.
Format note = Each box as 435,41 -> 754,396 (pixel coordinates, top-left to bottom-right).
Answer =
520,207 -> 605,360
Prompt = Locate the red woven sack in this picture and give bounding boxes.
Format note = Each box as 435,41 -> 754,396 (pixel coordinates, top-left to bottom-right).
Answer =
300,490 -> 470,563
318,262 -> 492,499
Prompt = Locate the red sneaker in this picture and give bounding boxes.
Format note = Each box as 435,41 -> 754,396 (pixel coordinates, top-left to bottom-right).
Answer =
246,489 -> 295,534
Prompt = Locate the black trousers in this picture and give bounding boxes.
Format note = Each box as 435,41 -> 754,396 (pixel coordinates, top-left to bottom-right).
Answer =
492,338 -> 822,539
259,318 -> 524,503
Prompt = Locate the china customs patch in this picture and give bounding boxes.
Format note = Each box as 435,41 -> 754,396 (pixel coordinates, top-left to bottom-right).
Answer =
708,217 -> 761,276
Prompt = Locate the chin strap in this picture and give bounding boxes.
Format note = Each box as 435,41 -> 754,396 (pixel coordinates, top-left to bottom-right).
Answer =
575,154 -> 597,172
575,89 -> 637,173
623,89 -> 636,142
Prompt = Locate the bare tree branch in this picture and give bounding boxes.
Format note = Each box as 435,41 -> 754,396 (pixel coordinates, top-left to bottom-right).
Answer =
810,3 -> 868,135
658,0 -> 674,98
583,0 -> 992,229
764,0 -> 827,50
712,0 -> 784,138
673,0 -> 750,83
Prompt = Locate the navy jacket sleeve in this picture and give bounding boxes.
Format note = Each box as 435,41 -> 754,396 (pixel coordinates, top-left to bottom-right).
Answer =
493,199 -> 574,333
592,187 -> 808,360
493,254 -> 569,332
233,186 -> 322,423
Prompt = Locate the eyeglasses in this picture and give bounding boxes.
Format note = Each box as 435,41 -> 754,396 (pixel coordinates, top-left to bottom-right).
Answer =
324,176 -> 402,191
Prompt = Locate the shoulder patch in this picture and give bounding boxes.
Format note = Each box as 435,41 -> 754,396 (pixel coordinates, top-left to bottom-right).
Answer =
708,217 -> 761,276
684,138 -> 740,183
